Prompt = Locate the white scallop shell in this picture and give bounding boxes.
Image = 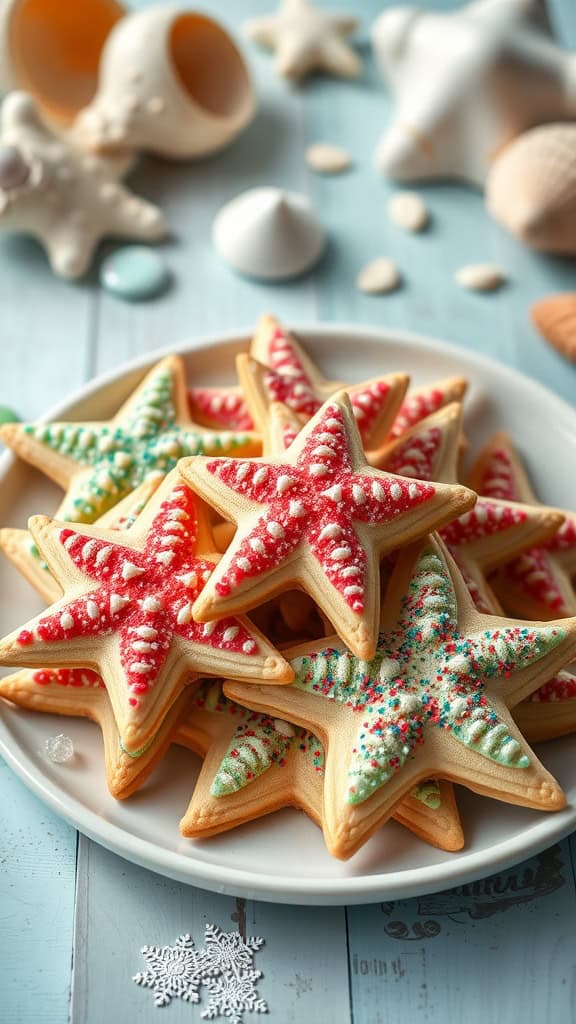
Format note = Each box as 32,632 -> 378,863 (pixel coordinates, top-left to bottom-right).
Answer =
486,124 -> 576,255
213,187 -> 325,280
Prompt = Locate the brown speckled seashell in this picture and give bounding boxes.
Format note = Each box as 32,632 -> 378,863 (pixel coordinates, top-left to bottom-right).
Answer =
531,293 -> 576,364
487,125 -> 576,254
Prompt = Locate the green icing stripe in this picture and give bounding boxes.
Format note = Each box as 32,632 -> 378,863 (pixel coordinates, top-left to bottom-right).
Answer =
290,548 -> 560,806
411,781 -> 442,810
119,731 -> 159,760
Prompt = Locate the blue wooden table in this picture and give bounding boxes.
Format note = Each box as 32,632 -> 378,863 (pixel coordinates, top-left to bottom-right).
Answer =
1,2 -> 576,1021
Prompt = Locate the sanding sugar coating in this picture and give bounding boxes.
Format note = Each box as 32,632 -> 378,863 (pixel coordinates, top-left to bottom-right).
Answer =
292,547 -> 565,804
478,442 -> 576,614
192,682 -> 323,797
205,402 -> 435,613
21,360 -> 252,522
19,484 -> 260,707
261,323 -> 395,444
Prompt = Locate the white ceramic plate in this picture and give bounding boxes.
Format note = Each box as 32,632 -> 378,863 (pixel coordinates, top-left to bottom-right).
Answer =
0,325 -> 575,906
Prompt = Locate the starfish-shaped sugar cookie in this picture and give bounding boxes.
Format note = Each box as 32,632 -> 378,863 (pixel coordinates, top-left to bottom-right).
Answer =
376,403 -> 564,614
226,536 -> 576,859
372,0 -> 576,185
0,667 -> 195,798
177,680 -> 464,852
262,401 -> 302,457
181,393 -> 475,659
0,355 -> 259,524
469,433 -> 576,618
0,477 -> 163,604
244,0 -> 361,81
378,409 -> 575,795
0,92 -> 166,278
0,473 -> 291,754
244,315 -> 410,452
513,671 -> 576,744
187,387 -> 254,431
387,377 -> 468,441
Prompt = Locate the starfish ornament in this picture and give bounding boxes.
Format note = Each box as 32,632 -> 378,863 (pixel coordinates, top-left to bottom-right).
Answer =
226,537 -> 576,859
0,355 -> 260,524
181,393 -> 475,659
243,0 -> 361,81
243,315 -> 410,452
0,473 -> 291,754
372,0 -> 576,186
0,92 -> 166,278
469,433 -> 576,618
176,680 -> 464,852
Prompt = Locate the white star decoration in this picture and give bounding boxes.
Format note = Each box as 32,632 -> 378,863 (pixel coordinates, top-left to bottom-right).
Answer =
0,92 -> 166,278
372,0 -> 576,185
244,0 -> 361,81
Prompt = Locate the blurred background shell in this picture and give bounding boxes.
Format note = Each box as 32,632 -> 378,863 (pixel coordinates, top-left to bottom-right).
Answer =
0,0 -> 256,160
486,124 -> 576,254
531,293 -> 576,364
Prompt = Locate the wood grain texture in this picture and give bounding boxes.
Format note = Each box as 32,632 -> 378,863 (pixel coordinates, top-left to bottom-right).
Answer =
0,758 -> 77,1024
346,838 -> 576,1023
70,836 -> 350,1024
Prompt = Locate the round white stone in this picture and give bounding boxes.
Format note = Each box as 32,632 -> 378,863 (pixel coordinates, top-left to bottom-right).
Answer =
387,191 -> 429,232
455,263 -> 506,291
357,258 -> 401,295
305,142 -> 352,174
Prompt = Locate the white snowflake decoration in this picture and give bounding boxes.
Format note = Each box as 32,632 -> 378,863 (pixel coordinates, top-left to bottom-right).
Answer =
200,925 -> 268,1024
133,924 -> 268,1023
132,933 -> 208,1007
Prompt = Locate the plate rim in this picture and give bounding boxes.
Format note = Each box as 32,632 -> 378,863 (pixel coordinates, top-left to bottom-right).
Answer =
1,322 -> 575,905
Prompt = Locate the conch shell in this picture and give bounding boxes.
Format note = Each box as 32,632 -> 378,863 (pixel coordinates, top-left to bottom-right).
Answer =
531,293 -> 576,364
486,124 -> 576,254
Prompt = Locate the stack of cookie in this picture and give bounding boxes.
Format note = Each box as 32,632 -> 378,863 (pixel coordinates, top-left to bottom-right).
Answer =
1,315 -> 575,860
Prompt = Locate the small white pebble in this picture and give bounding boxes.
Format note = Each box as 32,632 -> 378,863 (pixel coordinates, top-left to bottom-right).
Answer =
44,733 -> 74,764
455,263 -> 506,292
305,143 -> 352,174
357,258 -> 401,295
388,191 -> 429,232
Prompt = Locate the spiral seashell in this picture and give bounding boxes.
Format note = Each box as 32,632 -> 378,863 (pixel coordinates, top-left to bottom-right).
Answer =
531,293 -> 576,364
0,1 -> 255,160
486,124 -> 576,254
72,6 -> 255,160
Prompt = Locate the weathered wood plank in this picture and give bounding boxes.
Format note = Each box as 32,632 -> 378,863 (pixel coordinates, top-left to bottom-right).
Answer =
346,839 -> 576,1024
70,836 -> 351,1024
0,757 -> 77,1024
0,235 -> 95,419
